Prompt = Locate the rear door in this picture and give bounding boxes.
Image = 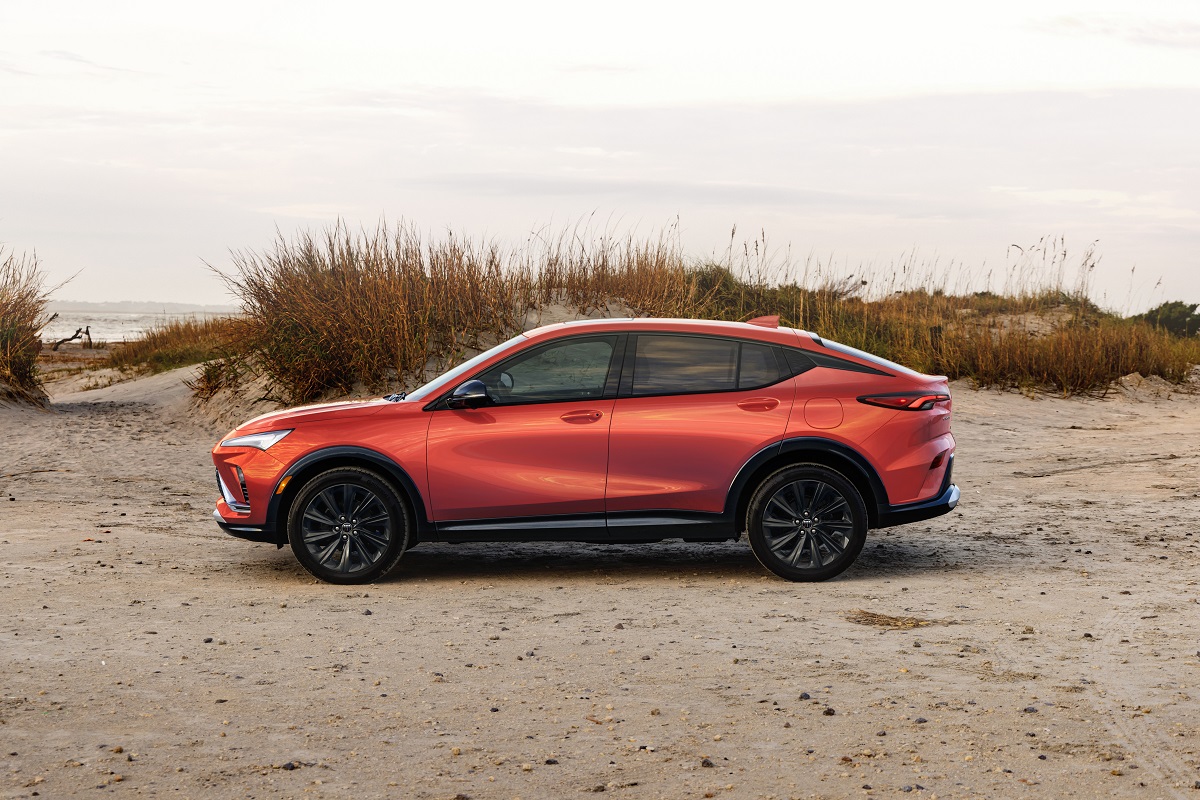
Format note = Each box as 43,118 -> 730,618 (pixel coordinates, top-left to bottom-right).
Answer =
605,334 -> 794,515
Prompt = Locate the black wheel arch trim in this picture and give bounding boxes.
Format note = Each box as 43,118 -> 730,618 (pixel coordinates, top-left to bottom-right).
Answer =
725,437 -> 893,530
263,446 -> 433,545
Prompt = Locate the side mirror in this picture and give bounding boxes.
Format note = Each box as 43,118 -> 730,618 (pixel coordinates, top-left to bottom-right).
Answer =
447,379 -> 491,410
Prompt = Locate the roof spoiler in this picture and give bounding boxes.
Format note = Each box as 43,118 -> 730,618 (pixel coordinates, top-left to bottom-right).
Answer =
747,315 -> 779,328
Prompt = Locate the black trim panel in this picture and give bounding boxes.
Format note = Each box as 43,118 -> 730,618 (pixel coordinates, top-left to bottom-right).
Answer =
213,510 -> 278,545
803,349 -> 893,376
431,510 -> 735,543
876,484 -> 959,528
606,510 -> 732,540
437,513 -> 604,537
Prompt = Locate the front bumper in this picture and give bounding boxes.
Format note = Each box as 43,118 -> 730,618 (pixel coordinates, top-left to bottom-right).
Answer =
213,508 -> 280,545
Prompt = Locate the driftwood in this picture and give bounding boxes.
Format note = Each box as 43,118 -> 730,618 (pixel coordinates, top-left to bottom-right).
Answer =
51,325 -> 91,351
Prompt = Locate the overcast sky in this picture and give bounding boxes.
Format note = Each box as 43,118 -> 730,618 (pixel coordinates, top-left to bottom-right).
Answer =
3,0 -> 1199,311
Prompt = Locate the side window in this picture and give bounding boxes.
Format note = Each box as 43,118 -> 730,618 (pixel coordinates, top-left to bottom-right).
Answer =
738,342 -> 782,389
784,348 -> 816,377
478,336 -> 616,405
631,335 -> 738,396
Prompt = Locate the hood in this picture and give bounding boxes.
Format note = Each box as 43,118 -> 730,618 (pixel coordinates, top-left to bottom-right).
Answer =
238,398 -> 391,431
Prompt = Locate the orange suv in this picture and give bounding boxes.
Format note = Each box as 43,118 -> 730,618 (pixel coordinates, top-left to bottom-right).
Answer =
212,317 -> 958,583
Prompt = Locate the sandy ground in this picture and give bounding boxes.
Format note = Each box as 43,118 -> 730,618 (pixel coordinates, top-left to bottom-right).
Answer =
2,368 -> 1199,799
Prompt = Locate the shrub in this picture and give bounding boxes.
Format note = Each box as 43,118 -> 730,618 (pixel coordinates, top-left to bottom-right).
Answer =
1133,301 -> 1200,338
0,246 -> 52,404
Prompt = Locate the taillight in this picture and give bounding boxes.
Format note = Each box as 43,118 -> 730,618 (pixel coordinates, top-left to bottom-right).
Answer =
858,393 -> 951,411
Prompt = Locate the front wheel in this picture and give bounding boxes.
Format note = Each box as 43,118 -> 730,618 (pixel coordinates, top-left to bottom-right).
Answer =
286,467 -> 409,584
746,464 -> 867,582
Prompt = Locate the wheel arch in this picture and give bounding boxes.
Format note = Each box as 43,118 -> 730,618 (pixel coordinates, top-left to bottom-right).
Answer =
266,446 -> 430,545
726,438 -> 888,533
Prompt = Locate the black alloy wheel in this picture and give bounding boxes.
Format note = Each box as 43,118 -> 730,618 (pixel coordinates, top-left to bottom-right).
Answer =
746,464 -> 868,582
286,467 -> 409,584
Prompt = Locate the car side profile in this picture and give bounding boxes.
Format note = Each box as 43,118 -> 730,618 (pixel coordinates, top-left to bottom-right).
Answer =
211,317 -> 958,584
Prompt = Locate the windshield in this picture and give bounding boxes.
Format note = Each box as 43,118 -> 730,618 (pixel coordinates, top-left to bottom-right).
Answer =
404,334 -> 528,402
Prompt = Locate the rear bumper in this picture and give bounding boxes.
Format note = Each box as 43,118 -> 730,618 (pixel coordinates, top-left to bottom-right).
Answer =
213,508 -> 280,545
875,454 -> 959,528
876,484 -> 959,528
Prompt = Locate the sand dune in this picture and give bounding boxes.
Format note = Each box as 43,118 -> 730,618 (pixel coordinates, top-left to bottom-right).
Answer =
1,369 -> 1198,797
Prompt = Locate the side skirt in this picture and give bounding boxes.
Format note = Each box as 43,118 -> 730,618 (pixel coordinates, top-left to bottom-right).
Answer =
430,511 -> 736,543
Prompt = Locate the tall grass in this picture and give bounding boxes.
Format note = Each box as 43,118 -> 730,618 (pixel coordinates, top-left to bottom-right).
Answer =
208,222 -> 1199,404
108,316 -> 236,374
0,246 -> 52,404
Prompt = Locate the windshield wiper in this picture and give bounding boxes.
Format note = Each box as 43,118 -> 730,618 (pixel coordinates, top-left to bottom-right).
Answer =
383,392 -> 407,402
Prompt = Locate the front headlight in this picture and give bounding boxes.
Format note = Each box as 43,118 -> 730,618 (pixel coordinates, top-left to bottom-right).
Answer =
219,429 -> 293,450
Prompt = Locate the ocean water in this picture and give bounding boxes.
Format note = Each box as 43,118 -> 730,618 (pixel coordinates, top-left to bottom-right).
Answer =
40,312 -> 233,345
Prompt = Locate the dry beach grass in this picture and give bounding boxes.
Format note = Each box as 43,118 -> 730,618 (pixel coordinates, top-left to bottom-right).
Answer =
16,225 -> 1197,405
186,223 -> 1200,405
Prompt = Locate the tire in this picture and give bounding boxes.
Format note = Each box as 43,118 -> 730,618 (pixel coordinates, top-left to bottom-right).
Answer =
286,467 -> 410,584
746,464 -> 868,582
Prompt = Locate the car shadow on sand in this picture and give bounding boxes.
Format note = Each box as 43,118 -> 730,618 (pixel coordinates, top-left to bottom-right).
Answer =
238,528 -> 983,585
390,540 -> 765,583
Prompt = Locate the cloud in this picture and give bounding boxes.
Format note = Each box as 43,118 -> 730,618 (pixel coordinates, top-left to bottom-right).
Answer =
557,63 -> 641,74
988,186 -> 1198,221
39,49 -> 143,73
314,88 -> 447,117
0,59 -> 35,76
555,146 -> 637,159
1036,16 -> 1200,50
413,172 -> 884,209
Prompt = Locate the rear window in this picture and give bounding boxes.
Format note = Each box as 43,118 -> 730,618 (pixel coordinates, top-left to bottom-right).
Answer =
633,335 -> 737,395
818,337 -> 923,378
631,335 -> 783,396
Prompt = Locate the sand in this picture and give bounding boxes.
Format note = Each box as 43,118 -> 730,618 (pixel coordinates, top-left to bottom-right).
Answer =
2,368 -> 1198,799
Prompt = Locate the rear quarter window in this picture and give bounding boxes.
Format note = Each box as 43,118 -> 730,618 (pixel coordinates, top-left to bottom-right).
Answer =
738,342 -> 783,389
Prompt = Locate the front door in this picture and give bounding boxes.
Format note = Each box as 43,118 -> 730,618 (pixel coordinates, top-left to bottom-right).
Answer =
427,335 -> 620,522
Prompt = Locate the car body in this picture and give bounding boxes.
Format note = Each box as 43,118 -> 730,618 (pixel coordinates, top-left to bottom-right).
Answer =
211,316 -> 958,583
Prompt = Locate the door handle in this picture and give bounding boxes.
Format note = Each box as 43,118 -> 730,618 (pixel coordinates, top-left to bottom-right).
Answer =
560,409 -> 603,423
737,397 -> 779,412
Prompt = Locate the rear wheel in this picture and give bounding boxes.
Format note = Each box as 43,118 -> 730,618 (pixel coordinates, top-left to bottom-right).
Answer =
286,467 -> 409,584
747,464 -> 867,582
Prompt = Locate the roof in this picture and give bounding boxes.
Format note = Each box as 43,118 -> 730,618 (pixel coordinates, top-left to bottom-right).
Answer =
523,317 -> 808,346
